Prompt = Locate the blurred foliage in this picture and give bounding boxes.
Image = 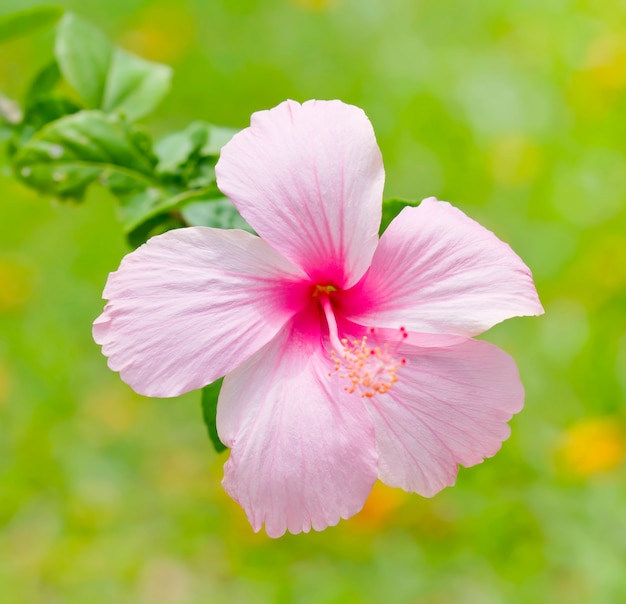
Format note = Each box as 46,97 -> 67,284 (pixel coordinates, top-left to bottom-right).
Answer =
1,0 -> 625,603
0,5 -> 62,45
1,9 -> 248,253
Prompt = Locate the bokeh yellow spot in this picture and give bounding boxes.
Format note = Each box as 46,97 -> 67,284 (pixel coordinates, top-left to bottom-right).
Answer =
558,417 -> 626,476
489,134 -> 540,188
356,481 -> 406,528
582,33 -> 626,93
290,0 -> 337,10
0,258 -> 33,312
82,385 -> 139,434
121,5 -> 195,63
569,33 -> 626,116
150,449 -> 207,496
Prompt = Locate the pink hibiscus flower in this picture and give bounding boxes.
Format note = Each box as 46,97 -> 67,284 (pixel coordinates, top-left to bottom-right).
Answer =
93,100 -> 543,537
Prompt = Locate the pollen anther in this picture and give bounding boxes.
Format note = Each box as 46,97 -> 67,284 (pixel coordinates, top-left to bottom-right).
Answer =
330,335 -> 403,398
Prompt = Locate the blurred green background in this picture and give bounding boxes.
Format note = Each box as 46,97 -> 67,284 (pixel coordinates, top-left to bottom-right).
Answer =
1,0 -> 625,602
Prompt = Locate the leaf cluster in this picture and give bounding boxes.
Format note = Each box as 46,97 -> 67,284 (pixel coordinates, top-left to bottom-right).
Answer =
0,8 -> 248,247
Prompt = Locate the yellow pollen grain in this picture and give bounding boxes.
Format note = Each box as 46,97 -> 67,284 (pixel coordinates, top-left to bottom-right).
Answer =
330,336 -> 402,398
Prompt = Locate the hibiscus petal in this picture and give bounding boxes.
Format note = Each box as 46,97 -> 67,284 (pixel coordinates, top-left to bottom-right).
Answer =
364,338 -> 524,497
218,306 -> 378,538
215,99 -> 384,289
340,198 -> 544,336
94,227 -> 311,397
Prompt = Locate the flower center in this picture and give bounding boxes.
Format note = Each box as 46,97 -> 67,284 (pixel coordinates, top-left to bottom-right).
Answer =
329,329 -> 407,398
313,284 -> 337,296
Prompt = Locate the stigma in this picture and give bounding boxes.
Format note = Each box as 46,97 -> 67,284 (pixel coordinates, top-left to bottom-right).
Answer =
313,284 -> 337,296
330,328 -> 407,398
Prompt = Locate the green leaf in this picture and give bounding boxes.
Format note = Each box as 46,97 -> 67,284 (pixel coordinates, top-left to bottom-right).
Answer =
54,13 -> 112,108
200,125 -> 239,156
104,170 -> 147,198
125,213 -> 185,249
120,187 -> 215,233
380,197 -> 421,235
25,61 -> 62,106
121,186 -> 252,247
102,49 -> 173,121
201,380 -> 227,453
54,13 -> 172,120
186,160 -> 217,189
182,196 -> 254,232
154,122 -> 210,175
3,66 -> 78,157
7,64 -> 78,154
155,122 -> 238,177
13,110 -> 157,200
118,187 -> 166,232
0,5 -> 63,45
10,96 -> 81,161
21,96 -> 81,132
